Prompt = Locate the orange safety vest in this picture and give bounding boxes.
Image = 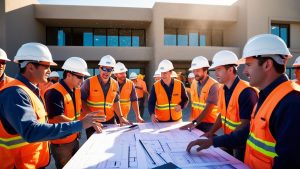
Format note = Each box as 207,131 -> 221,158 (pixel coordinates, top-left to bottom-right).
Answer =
244,81 -> 299,169
86,76 -> 118,121
219,80 -> 252,134
154,79 -> 182,121
134,79 -> 147,99
47,82 -> 81,144
0,74 -> 14,89
38,81 -> 53,99
119,79 -> 133,119
0,80 -> 49,169
190,77 -> 219,123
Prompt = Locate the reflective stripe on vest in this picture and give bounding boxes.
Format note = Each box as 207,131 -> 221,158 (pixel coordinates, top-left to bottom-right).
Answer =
221,115 -> 242,130
244,81 -> 300,169
154,79 -> 182,121
87,76 -> 118,121
190,77 -> 219,123
0,136 -> 28,149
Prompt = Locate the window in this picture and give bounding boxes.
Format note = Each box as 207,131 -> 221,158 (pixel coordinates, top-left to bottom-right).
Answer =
200,35 -> 206,46
119,29 -> 131,47
107,29 -> 119,46
94,29 -> 106,46
177,30 -> 188,46
164,29 -> 177,46
132,30 -> 145,47
189,32 -> 198,46
73,28 -> 93,46
271,24 -> 290,47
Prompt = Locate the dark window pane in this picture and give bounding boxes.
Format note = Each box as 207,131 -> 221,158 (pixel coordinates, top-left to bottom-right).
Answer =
60,28 -> 72,46
178,30 -> 188,46
200,35 -> 206,46
107,29 -> 118,46
46,27 -> 59,45
73,28 -> 93,46
119,29 -> 131,46
189,32 -> 198,46
164,29 -> 176,46
94,29 -> 106,46
132,30 -> 145,47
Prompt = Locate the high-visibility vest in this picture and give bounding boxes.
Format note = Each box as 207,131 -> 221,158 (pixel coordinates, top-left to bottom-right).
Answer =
190,77 -> 219,123
244,81 -> 299,169
86,76 -> 118,121
154,79 -> 182,121
38,81 -> 53,99
119,79 -> 133,118
0,80 -> 50,169
219,80 -> 252,134
47,82 -> 81,144
0,74 -> 14,89
134,79 -> 147,99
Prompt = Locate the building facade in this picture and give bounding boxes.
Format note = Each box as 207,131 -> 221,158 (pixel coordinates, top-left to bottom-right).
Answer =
1,0 -> 300,85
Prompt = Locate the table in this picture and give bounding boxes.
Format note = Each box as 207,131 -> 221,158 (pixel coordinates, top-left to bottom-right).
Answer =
64,122 -> 249,169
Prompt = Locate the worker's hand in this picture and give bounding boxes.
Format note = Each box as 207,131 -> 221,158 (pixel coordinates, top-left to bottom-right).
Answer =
186,138 -> 213,153
93,122 -> 104,133
81,112 -> 106,130
202,131 -> 214,138
174,105 -> 182,112
179,122 -> 195,131
119,116 -> 133,127
136,115 -> 144,123
151,114 -> 158,123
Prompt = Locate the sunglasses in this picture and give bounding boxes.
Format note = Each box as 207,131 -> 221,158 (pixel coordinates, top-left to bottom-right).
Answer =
0,61 -> 6,65
70,72 -> 85,80
101,67 -> 114,72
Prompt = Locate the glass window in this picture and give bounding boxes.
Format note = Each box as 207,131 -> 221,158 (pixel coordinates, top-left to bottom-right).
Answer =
119,29 -> 131,47
177,30 -> 188,46
189,32 -> 198,46
94,29 -> 106,46
72,28 -> 93,46
271,23 -> 290,47
200,35 -> 206,46
132,30 -> 145,47
57,30 -> 65,46
164,29 -> 177,46
271,25 -> 279,35
107,29 -> 119,46
46,27 -> 59,45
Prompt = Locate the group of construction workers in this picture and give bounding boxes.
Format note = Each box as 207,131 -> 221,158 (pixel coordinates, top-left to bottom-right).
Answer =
0,33 -> 299,169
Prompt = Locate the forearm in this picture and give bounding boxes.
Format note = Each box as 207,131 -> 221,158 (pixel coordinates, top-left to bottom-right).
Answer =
132,101 -> 141,117
195,104 -> 215,124
113,102 -> 123,118
209,114 -> 222,134
234,119 -> 250,132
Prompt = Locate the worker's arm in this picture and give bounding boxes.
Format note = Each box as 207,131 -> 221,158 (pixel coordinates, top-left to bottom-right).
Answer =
179,82 -> 189,109
113,101 -> 132,126
80,79 -> 93,115
204,114 -> 222,137
130,84 -> 143,122
148,85 -> 158,123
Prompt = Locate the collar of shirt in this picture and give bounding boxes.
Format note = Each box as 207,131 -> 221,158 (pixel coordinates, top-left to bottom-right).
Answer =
118,79 -> 126,91
198,76 -> 209,86
160,78 -> 174,88
0,73 -> 5,82
97,74 -> 111,86
16,74 -> 40,96
59,79 -> 74,95
224,76 -> 240,93
258,74 -> 289,103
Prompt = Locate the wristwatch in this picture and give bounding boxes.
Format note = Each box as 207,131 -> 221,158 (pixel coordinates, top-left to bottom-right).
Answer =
192,120 -> 198,126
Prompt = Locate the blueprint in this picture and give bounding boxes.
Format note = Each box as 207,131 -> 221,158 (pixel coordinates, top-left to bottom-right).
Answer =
63,122 -> 249,169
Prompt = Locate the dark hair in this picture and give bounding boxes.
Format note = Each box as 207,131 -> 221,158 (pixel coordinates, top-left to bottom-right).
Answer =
19,62 -> 40,74
224,64 -> 237,74
255,56 -> 285,74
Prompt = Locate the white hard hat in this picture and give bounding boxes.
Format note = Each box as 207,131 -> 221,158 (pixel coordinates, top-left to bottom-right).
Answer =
114,62 -> 128,74
210,50 -> 239,69
189,56 -> 210,71
188,72 -> 195,78
158,59 -> 174,73
98,55 -> 116,67
62,57 -> 90,76
241,34 -> 292,64
171,71 -> 178,78
14,42 -> 57,66
0,48 -> 10,61
153,69 -> 161,78
49,71 -> 60,78
293,56 -> 300,67
129,72 -> 138,79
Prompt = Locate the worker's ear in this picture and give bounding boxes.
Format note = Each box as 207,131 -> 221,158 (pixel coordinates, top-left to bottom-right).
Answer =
264,59 -> 273,72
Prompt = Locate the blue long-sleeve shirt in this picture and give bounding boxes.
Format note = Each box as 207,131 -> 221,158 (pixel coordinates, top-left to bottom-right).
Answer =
0,74 -> 82,143
213,74 -> 300,169
148,79 -> 189,115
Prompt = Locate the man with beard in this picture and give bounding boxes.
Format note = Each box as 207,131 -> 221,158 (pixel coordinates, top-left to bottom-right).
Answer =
0,48 -> 14,89
114,62 -> 144,122
180,56 -> 219,132
44,57 -> 90,169
81,55 -> 131,138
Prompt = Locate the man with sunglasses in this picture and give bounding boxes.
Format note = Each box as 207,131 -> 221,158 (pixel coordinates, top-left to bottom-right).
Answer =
0,43 -> 105,169
292,56 -> 300,85
81,55 -> 131,138
0,48 -> 14,89
44,57 -> 91,168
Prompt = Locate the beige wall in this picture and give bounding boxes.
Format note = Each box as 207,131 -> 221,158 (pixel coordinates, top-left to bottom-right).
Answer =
0,0 -> 5,49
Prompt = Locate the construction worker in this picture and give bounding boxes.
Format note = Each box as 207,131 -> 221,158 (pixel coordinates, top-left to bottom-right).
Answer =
292,56 -> 300,85
180,56 -> 219,132
81,55 -> 131,138
114,62 -> 144,122
44,57 -> 90,168
0,43 -> 105,169
129,72 -> 149,118
148,59 -> 189,123
193,50 -> 258,161
49,71 -> 60,83
171,70 -> 178,79
187,72 -> 195,85
153,69 -> 161,82
0,48 -> 14,89
186,34 -> 300,169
